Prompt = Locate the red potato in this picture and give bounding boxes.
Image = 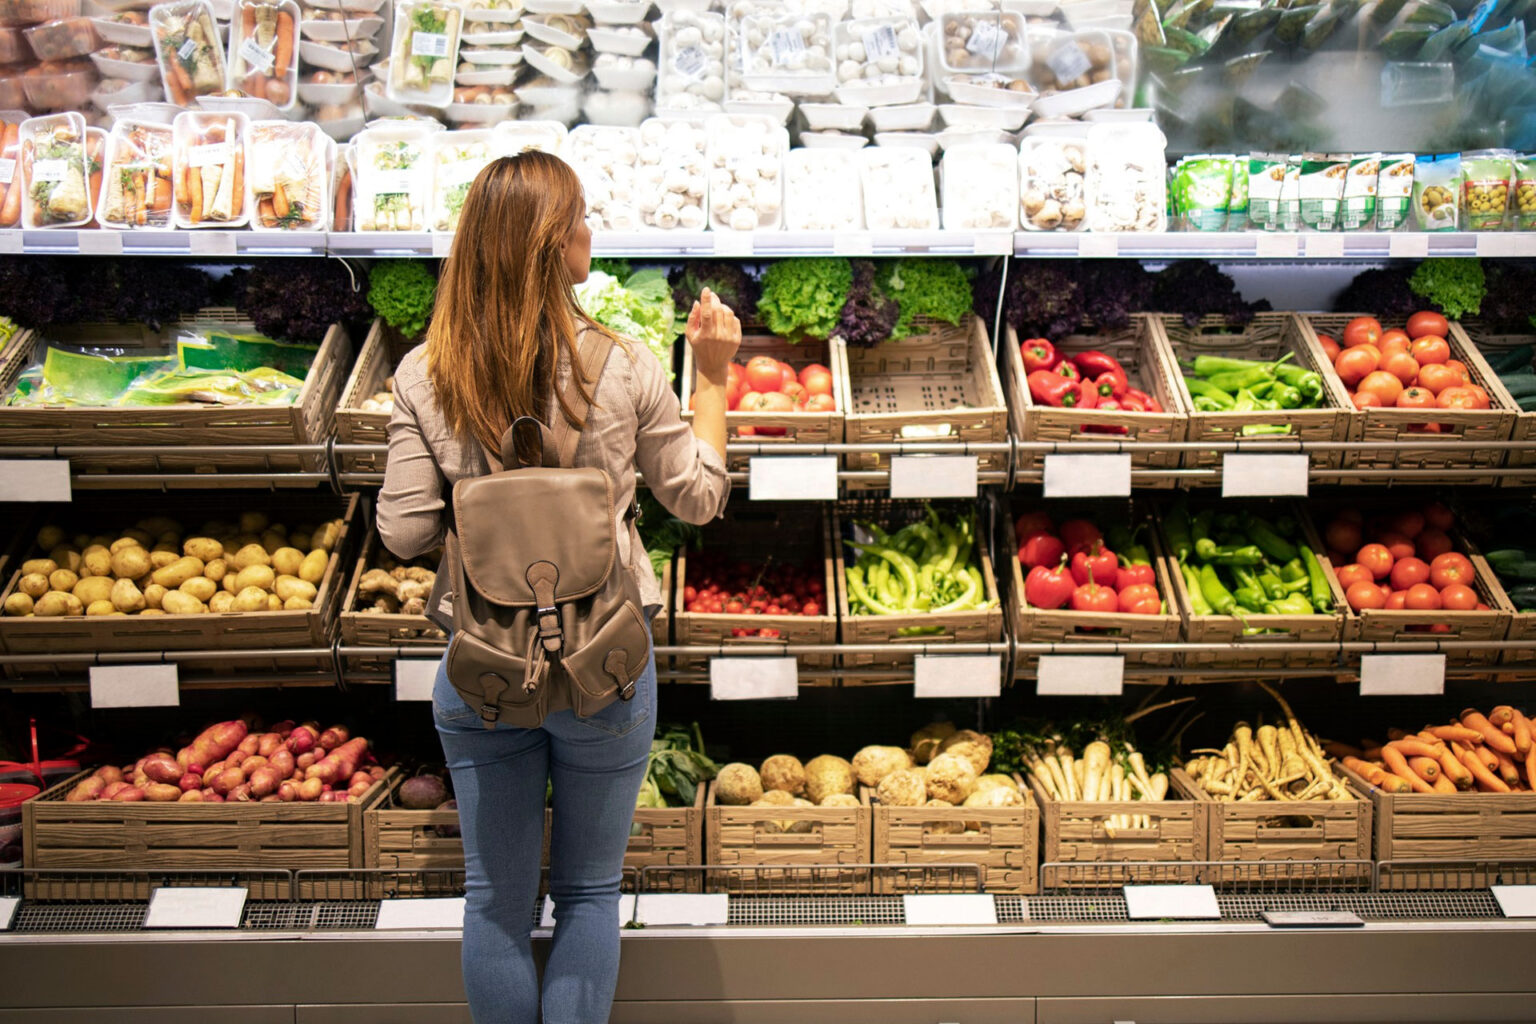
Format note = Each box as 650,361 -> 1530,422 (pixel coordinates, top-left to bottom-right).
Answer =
142,753 -> 184,784
298,777 -> 323,801
347,779 -> 372,799
260,795 -> 282,802
242,755 -> 268,772
201,790 -> 223,803
227,749 -> 248,767
307,737 -> 369,784
210,766 -> 245,795
349,771 -> 372,788
180,720 -> 249,769
368,765 -> 386,781
318,790 -> 344,803
248,766 -> 282,798
101,781 -> 130,800
238,734 -> 261,756
93,765 -> 123,784
296,752 -> 317,771
319,725 -> 349,749
178,774 -> 203,793
287,724 -> 318,755
203,761 -> 226,780
143,783 -> 181,802
112,787 -> 145,802
229,783 -> 253,802
258,733 -> 284,757
268,749 -> 294,777
179,789 -> 205,802
67,777 -> 106,801
277,780 -> 300,802
271,720 -> 295,737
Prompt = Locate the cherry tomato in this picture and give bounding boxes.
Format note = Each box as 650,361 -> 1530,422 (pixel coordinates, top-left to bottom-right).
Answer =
1406,311 -> 1449,339
1335,563 -> 1374,589
1415,528 -> 1453,561
1384,590 -> 1409,610
1422,502 -> 1454,531
1429,552 -> 1474,589
1356,543 -> 1395,579
1334,345 -> 1380,388
744,356 -> 784,394
1346,581 -> 1388,610
1396,386 -> 1437,409
1389,556 -> 1430,590
1317,333 -> 1340,362
1357,371 -> 1403,406
1410,336 -> 1450,365
1404,583 -> 1443,610
1342,316 -> 1382,348
1439,583 -> 1479,611
1415,363 -> 1461,396
1378,531 -> 1415,562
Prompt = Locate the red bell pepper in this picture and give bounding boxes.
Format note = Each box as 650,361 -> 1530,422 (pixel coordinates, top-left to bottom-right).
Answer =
1024,562 -> 1075,610
1072,349 -> 1125,380
1028,369 -> 1091,408
1117,394 -> 1147,413
1020,338 -> 1056,373
1124,386 -> 1163,413
1054,360 -> 1082,382
1083,397 -> 1129,434
1091,369 -> 1128,400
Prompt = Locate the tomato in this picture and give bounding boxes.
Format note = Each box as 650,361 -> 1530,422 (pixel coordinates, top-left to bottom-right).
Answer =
1414,528 -> 1452,561
779,363 -> 798,390
1019,530 -> 1066,569
1356,543 -> 1395,579
1410,336 -> 1450,365
1351,391 -> 1381,409
1390,511 -> 1425,538
1334,345 -> 1380,388
1429,552 -> 1474,589
1407,422 -> 1442,433
1376,531 -> 1414,563
1415,363 -> 1460,395
1405,583 -> 1443,610
804,393 -> 836,412
1342,316 -> 1382,348
1423,502 -> 1454,531
759,391 -> 795,413
781,381 -> 809,406
737,390 -> 767,412
1357,371 -> 1403,406
1381,351 -> 1420,386
744,356 -> 783,394
1378,329 -> 1411,355
1461,384 -> 1491,409
1389,556 -> 1430,590
1015,511 -> 1054,538
1058,519 -> 1103,554
1407,311 -> 1449,339
1396,386 -> 1436,409
1317,333 -> 1340,362
1118,583 -> 1161,615
1346,581 -> 1388,610
1385,590 -> 1409,610
800,366 -> 834,396
737,425 -> 756,436
1440,583 -> 1478,611
798,362 -> 831,387
1071,581 -> 1119,613
1335,563 -> 1374,589
1325,518 -> 1362,554
1437,386 -> 1480,410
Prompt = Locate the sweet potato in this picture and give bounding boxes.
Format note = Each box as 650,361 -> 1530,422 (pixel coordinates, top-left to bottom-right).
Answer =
142,753 -> 184,785
307,737 -> 368,784
181,719 -> 248,769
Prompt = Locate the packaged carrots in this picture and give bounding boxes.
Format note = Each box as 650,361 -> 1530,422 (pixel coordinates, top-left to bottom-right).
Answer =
0,114 -> 23,228
171,110 -> 249,229
247,119 -> 329,230
99,120 -> 174,229
227,0 -> 299,109
151,0 -> 226,106
19,112 -> 92,229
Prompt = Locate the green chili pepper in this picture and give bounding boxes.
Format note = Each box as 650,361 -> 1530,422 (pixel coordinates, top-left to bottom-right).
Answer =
1163,506 -> 1193,562
1241,424 -> 1295,436
1181,563 -> 1213,615
1199,564 -> 1237,615
1299,544 -> 1334,613
846,568 -> 900,616
1272,361 -> 1322,400
1243,515 -> 1297,562
1279,558 -> 1306,582
1185,378 -> 1237,408
1209,544 -> 1267,565
1206,366 -> 1278,392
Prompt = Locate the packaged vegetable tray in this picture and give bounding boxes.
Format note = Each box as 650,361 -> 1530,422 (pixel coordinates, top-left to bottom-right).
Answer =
247,119 -> 330,230
150,0 -> 226,106
0,111 -> 23,229
19,111 -> 91,228
353,121 -> 431,231
97,118 -> 173,229
226,0 -> 299,109
171,110 -> 249,228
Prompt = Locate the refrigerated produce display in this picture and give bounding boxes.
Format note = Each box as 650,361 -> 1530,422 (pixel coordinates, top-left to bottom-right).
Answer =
3,0 -> 1536,1019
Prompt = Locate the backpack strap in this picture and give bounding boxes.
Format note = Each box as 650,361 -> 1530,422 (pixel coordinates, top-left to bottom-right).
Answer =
548,328 -> 615,469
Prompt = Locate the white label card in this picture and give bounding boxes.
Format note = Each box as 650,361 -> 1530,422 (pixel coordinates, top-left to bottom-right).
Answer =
713,231 -> 753,257
914,654 -> 1001,698
749,456 -> 837,500
189,231 -> 237,255
1078,234 -> 1117,257
395,659 -> 439,701
636,893 -> 730,926
1261,910 -> 1363,927
0,460 -> 71,502
542,894 -> 635,928
1042,454 -> 1131,498
1388,232 -> 1430,257
889,455 -> 978,499
833,231 -> 873,255
1477,233 -> 1520,257
375,897 -> 465,929
29,158 -> 67,183
1256,233 -> 1298,257
1304,233 -> 1345,258
902,894 -> 998,926
1046,40 -> 1090,82
239,36 -> 277,72
1122,884 -> 1220,920
432,232 -> 454,257
0,157 -> 15,185
78,229 -> 124,255
1222,453 -> 1309,497
90,664 -> 179,709
178,37 -> 199,60
709,657 -> 798,700
861,25 -> 899,60
1491,885 -> 1536,918
0,897 -> 17,931
1037,654 -> 1124,696
144,886 -> 248,929
0,230 -> 21,254
412,30 -> 451,58
972,230 -> 1012,255
967,20 -> 1007,60
1360,653 -> 1445,696
186,141 -> 231,168
769,28 -> 806,66
673,45 -> 707,78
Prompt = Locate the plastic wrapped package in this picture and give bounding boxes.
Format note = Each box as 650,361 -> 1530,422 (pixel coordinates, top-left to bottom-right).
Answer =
588,22 -> 650,54
331,141 -> 351,229
586,0 -> 649,24
23,18 -> 96,60
0,0 -> 79,29
21,59 -> 96,110
582,86 -> 650,125
446,83 -> 517,123
703,113 -> 784,231
1018,131 -> 1087,231
783,147 -> 863,230
20,111 -> 91,228
936,11 -> 1027,74
1169,154 -> 1232,231
172,110 -> 249,228
300,12 -> 386,44
633,117 -> 707,230
1102,28 -> 1136,108
492,116 -> 565,152
353,121 -> 431,230
247,119 -> 328,229
561,123 -> 642,230
83,124 -> 103,227
941,142 -> 1015,229
1374,153 -> 1414,231
1461,148 -> 1513,231
0,110 -> 23,227
151,0 -> 226,105
93,45 -> 160,82
1339,154 -> 1378,232
1414,152 -> 1458,231
655,10 -> 725,115
730,5 -> 834,96
832,15 -> 923,106
1298,153 -> 1348,232
523,41 -> 588,84
1514,154 -> 1536,232
387,0 -> 463,106
0,69 -> 22,108
1084,121 -> 1165,233
97,118 -> 174,228
429,127 -> 493,231
860,145 -> 937,229
1026,27 -> 1120,114
591,52 -> 655,90
226,0 -> 299,109
0,27 -> 26,62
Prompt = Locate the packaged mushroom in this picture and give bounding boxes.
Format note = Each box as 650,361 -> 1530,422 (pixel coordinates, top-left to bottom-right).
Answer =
731,5 -> 834,96
431,128 -> 495,231
937,11 -> 1027,75
1018,132 -> 1087,232
561,124 -> 642,231
1083,122 -> 1166,233
783,147 -> 864,231
1027,28 -> 1119,111
941,142 -> 1015,229
860,145 -> 937,230
656,10 -> 726,115
633,117 -> 708,231
704,114 -> 784,232
832,15 -> 924,106
492,117 -> 566,153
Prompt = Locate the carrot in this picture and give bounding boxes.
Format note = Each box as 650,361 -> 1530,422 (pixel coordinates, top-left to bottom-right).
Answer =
188,160 -> 203,223
168,50 -> 193,104
1463,708 -> 1517,755
1494,750 -> 1522,787
332,168 -> 350,231
1387,738 -> 1445,759
1460,748 -> 1511,793
1432,774 -> 1457,794
1438,749 -> 1473,790
1386,727 -> 1410,741
150,173 -> 172,212
274,11 -> 294,78
1324,741 -> 1363,760
1407,755 -> 1440,782
258,195 -> 275,226
241,4 -> 256,38
1489,706 -> 1515,728
1510,708 -> 1532,758
230,138 -> 243,217
1382,745 -> 1436,794
87,134 -> 103,224
272,182 -> 289,220
0,123 -> 20,227
1526,747 -> 1536,791
1343,756 -> 1411,794
1427,724 -> 1483,744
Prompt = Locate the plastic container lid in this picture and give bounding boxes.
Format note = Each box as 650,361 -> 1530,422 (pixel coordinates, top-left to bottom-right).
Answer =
860,144 -> 937,229
0,782 -> 40,808
784,146 -> 863,230
936,10 -> 1028,75
799,129 -> 868,149
587,23 -> 650,55
937,101 -> 1026,131
733,9 -> 835,96
941,140 -> 1016,229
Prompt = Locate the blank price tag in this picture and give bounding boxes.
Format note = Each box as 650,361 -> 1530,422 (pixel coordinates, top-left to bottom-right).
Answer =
1360,653 -> 1445,696
1491,886 -> 1536,918
1477,234 -> 1520,258
833,231 -> 873,255
432,233 -> 455,257
542,894 -> 635,928
902,894 -> 998,926
189,231 -> 237,256
394,659 -> 439,701
713,232 -> 753,257
914,654 -> 1001,698
709,657 -> 798,700
1222,453 -> 1309,497
1036,654 -> 1124,696
749,456 -> 837,500
375,897 -> 465,930
972,230 -> 1012,256
636,893 -> 729,926
1262,910 -> 1363,928
144,887 -> 247,929
0,230 -> 21,253
0,460 -> 71,502
1388,233 -> 1430,258
1256,233 -> 1298,257
1304,234 -> 1345,258
889,455 -> 978,498
77,229 -> 123,255
1078,235 -> 1117,257
89,664 -> 178,709
1122,884 -> 1220,920
1042,454 -> 1131,498
0,897 -> 17,931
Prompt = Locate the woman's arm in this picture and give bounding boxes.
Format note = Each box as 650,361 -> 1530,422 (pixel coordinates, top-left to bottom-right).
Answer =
684,288 -> 741,463
377,378 -> 448,560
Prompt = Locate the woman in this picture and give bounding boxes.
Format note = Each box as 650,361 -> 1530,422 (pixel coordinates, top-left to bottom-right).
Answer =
376,151 -> 739,1024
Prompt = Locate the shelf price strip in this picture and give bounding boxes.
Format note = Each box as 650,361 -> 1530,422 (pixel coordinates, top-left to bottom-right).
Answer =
542,894 -> 636,928
748,456 -> 837,501
1042,453 -> 1131,498
394,659 -> 439,701
1221,453 -> 1309,498
0,897 -> 18,931
1491,886 -> 1536,918
902,894 -> 998,926
889,455 -> 978,499
636,894 -> 729,927
709,656 -> 798,700
1036,654 -> 1124,696
376,898 -> 466,930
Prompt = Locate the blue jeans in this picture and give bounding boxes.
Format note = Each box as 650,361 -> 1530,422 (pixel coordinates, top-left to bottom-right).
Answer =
433,640 -> 655,1024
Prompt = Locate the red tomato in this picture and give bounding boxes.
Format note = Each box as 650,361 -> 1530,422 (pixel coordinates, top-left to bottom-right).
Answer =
1335,345 -> 1380,388
781,381 -> 809,406
1439,583 -> 1478,611
1381,352 -> 1420,387
1416,363 -> 1461,396
726,363 -> 744,405
1019,530 -> 1066,569
1384,590 -> 1408,610
1356,543 -> 1395,579
804,393 -> 836,412
1396,386 -> 1436,409
1071,581 -> 1119,613
779,362 -> 798,390
1352,391 -> 1381,410
798,362 -> 831,387
1410,336 -> 1450,366
1357,371 -> 1403,406
1342,316 -> 1382,348
744,356 -> 784,394
1378,531 -> 1415,562
1461,384 -> 1492,409
737,390 -> 767,412
1335,563 -> 1374,589
1317,333 -> 1340,362
1436,386 -> 1480,410
1415,528 -> 1453,561
1058,519 -> 1103,554
1407,311 -> 1449,340
1015,511 -> 1054,538
1404,583 -> 1442,610
1389,556 -> 1430,590
1443,359 -> 1472,384
1389,511 -> 1425,538
1378,329 -> 1411,354
1346,581 -> 1388,611
1325,518 -> 1362,555
1118,583 -> 1161,615
1429,552 -> 1474,589
759,390 -> 794,414
800,366 -> 834,396
1423,502 -> 1454,531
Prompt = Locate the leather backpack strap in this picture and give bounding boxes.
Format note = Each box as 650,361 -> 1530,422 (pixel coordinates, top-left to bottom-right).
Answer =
548,328 -> 615,469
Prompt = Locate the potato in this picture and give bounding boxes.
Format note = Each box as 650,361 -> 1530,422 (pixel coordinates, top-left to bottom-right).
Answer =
183,537 -> 224,563
314,519 -> 343,552
209,591 -> 235,614
48,546 -> 81,573
81,546 -> 111,578
152,556 -> 205,589
71,576 -> 113,607
21,558 -> 58,576
111,578 -> 146,613
143,583 -> 167,610
266,592 -> 284,611
160,591 -> 206,615
71,533 -> 91,550
271,547 -> 304,577
233,543 -> 271,570
203,558 -> 228,583
179,576 -> 217,603
4,593 -> 33,616
48,569 -> 79,592
64,593 -> 84,615
261,532 -> 287,555
156,531 -> 179,547
139,608 -> 166,616
289,531 -> 312,552
66,776 -> 106,801
110,546 -> 151,580
19,573 -> 49,599
239,511 -> 269,535
143,782 -> 181,802
34,592 -> 74,617
150,549 -> 179,569
299,549 -> 328,584
124,527 -> 152,546
275,576 -> 317,603
109,536 -> 139,554
36,524 -> 64,551
283,596 -> 313,610
86,599 -> 116,616
233,586 -> 269,612
234,564 -> 276,592
223,574 -> 240,595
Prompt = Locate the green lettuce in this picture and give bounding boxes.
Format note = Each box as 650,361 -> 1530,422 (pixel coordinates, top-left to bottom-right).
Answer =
575,268 -> 680,380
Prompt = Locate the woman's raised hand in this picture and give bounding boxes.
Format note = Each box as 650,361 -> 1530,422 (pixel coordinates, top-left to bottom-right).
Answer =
685,287 -> 742,383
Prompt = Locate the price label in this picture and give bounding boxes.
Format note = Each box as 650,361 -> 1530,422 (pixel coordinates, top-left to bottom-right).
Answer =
1037,654 -> 1124,696
186,142 -> 231,168
239,36 -> 276,73
90,664 -> 179,709
178,37 -> 198,60
889,455 -> 977,499
542,894 -> 635,928
1078,234 -> 1118,257
189,231 -> 238,256
749,456 -> 837,500
394,659 -> 439,701
1304,233 -> 1345,258
673,45 -> 708,79
1476,233 -> 1520,257
636,893 -> 729,926
144,887 -> 248,929
77,229 -> 124,255
902,894 -> 998,926
375,897 -> 465,929
0,460 -> 70,502
1122,884 -> 1220,920
1042,454 -> 1131,498
30,158 -> 67,183
0,897 -> 17,931
1256,232 -> 1299,257
914,654 -> 1001,698
710,657 -> 797,700
1388,232 -> 1430,258
412,30 -> 450,58
0,230 -> 21,254
1222,453 -> 1309,497
1360,654 -> 1445,696
1491,885 -> 1536,918
832,231 -> 873,255
861,24 -> 899,61
1046,39 -> 1090,81
432,232 -> 454,257
713,231 -> 753,257
369,170 -> 418,196
0,157 -> 15,185
1261,910 -> 1363,928
972,230 -> 1012,255
769,28 -> 806,66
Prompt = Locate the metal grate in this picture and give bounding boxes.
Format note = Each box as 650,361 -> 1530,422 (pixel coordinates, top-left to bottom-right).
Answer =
1025,895 -> 1133,921
728,896 -> 905,926
242,901 -> 322,930
313,901 -> 382,930
1021,890 -> 1505,923
13,902 -> 148,933
636,863 -> 983,896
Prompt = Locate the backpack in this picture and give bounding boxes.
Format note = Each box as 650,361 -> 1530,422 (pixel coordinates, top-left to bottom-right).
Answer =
441,330 -> 651,729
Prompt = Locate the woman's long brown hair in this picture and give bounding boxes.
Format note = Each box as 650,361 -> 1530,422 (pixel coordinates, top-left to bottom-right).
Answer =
425,151 -> 600,456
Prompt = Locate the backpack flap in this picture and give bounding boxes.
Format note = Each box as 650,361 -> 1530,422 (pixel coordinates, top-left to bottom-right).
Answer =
560,599 -> 651,716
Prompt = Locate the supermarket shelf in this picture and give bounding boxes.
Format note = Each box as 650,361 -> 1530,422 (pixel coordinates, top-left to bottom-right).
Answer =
1011,230 -> 1536,259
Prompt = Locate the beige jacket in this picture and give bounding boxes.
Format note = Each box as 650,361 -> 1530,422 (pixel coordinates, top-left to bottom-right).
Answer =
376,333 -> 730,628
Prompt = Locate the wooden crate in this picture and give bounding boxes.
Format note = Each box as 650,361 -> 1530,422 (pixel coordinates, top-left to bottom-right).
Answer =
622,786 -> 706,893
1152,312 -> 1353,479
1171,768 -> 1371,886
837,315 -> 1009,488
0,492 -> 358,663
672,504 -> 837,674
705,780 -> 871,894
1300,315 -> 1515,485
868,775 -> 1039,895
679,329 -> 841,474
1339,762 -> 1536,890
338,529 -> 447,648
0,312 -> 352,480
1158,499 -> 1349,672
1028,774 -> 1204,887
836,499 -> 1004,669
1448,319 -> 1536,480
333,318 -> 401,474
1003,317 -> 1186,487
23,767 -> 394,900
1005,500 -> 1181,673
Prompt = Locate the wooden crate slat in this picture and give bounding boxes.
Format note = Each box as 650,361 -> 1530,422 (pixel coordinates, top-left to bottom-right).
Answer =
1030,774 -> 1203,887
868,774 -> 1039,894
334,319 -> 397,473
705,781 -> 871,894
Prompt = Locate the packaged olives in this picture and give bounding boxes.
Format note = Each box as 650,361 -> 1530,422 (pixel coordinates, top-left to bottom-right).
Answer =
1514,154 -> 1536,231
1376,153 -> 1415,230
1340,154 -> 1379,231
1460,148 -> 1513,231
1170,154 -> 1233,231
1413,152 -> 1459,231
1247,152 -> 1287,230
1298,153 -> 1348,231
1227,157 -> 1250,230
